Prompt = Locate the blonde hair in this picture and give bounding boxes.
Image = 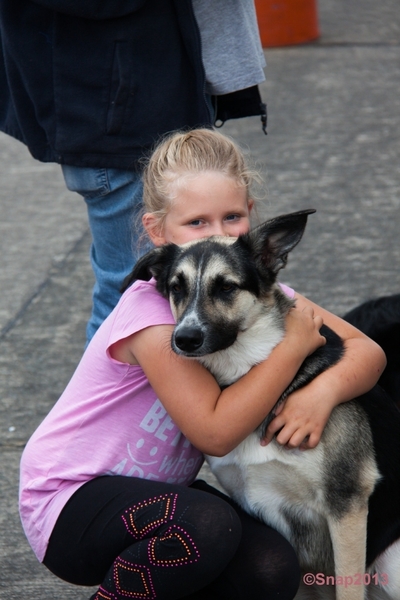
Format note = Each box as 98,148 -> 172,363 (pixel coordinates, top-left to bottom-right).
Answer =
142,128 -> 259,233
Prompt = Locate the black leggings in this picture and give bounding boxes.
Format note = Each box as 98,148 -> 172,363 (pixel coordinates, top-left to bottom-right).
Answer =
44,477 -> 300,600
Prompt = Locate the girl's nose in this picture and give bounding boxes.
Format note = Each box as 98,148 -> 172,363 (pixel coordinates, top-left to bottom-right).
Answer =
211,223 -> 228,237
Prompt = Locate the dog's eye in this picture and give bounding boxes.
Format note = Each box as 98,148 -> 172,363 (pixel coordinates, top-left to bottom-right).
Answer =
172,284 -> 182,293
221,283 -> 236,292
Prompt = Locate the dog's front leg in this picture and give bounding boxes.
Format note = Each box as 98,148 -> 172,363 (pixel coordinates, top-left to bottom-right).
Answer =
327,505 -> 369,600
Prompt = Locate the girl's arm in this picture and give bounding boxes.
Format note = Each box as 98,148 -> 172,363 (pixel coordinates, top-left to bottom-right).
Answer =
262,293 -> 387,450
112,306 -> 326,456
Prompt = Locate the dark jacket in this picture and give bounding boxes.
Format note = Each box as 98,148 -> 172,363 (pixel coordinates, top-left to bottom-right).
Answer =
0,0 -> 266,170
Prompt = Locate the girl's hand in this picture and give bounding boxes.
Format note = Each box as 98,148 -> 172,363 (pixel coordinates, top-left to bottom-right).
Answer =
284,305 -> 326,357
261,378 -> 336,450
261,292 -> 387,450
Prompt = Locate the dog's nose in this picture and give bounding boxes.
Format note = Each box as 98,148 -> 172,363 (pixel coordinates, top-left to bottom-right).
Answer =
174,327 -> 204,353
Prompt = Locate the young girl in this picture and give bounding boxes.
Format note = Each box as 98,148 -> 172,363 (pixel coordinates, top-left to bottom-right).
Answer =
20,129 -> 386,600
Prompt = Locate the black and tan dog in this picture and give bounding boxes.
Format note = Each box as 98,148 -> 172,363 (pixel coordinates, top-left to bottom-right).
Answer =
126,210 -> 400,600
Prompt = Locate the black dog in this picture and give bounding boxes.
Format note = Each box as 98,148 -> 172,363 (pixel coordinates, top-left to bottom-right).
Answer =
344,294 -> 400,407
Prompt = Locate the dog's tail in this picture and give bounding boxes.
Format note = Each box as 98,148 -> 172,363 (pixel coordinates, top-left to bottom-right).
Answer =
343,294 -> 400,407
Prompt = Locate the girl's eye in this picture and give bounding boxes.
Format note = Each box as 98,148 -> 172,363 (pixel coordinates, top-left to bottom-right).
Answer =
188,219 -> 203,227
225,214 -> 240,222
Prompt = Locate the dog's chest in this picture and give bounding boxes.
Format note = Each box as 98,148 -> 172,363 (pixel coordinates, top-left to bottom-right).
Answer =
206,434 -> 326,523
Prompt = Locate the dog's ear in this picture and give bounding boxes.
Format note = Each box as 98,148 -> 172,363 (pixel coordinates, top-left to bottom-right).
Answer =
120,244 -> 179,293
239,209 -> 316,274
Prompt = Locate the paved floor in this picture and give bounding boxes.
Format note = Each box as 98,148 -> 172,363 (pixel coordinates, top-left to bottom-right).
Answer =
0,1 -> 399,597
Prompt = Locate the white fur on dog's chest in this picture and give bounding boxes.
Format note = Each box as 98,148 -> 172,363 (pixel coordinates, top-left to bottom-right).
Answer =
206,435 -> 326,529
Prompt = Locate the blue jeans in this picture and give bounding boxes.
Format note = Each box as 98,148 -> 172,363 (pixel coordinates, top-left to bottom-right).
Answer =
62,165 -> 152,343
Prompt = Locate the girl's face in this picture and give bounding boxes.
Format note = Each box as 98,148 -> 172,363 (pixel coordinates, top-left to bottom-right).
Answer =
144,171 -> 253,246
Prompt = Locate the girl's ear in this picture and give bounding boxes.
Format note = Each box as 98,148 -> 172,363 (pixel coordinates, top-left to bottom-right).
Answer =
142,213 -> 166,247
248,198 -> 254,213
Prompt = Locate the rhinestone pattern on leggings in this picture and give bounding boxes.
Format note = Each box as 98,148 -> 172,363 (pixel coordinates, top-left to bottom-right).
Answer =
122,493 -> 178,540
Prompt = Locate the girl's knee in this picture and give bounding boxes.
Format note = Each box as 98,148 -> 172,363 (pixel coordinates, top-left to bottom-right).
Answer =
250,538 -> 301,600
177,490 -> 242,580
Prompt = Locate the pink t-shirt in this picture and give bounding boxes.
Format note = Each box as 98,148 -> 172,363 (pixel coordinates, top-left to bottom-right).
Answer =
19,279 -> 295,562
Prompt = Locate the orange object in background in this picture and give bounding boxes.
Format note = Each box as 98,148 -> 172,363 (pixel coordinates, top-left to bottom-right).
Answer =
255,0 -> 320,47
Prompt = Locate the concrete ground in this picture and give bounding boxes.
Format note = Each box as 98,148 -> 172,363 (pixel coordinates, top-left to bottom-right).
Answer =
0,0 -> 399,597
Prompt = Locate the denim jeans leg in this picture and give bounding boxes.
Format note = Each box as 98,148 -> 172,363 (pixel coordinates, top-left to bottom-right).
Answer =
62,165 -> 152,343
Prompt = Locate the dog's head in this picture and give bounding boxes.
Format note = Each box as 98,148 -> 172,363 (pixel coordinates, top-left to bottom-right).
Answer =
123,209 -> 315,357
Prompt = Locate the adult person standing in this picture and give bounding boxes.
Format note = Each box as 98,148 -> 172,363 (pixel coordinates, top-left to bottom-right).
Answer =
0,0 -> 267,343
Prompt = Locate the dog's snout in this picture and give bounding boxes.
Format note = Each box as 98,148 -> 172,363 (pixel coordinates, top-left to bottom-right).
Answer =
174,327 -> 204,353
